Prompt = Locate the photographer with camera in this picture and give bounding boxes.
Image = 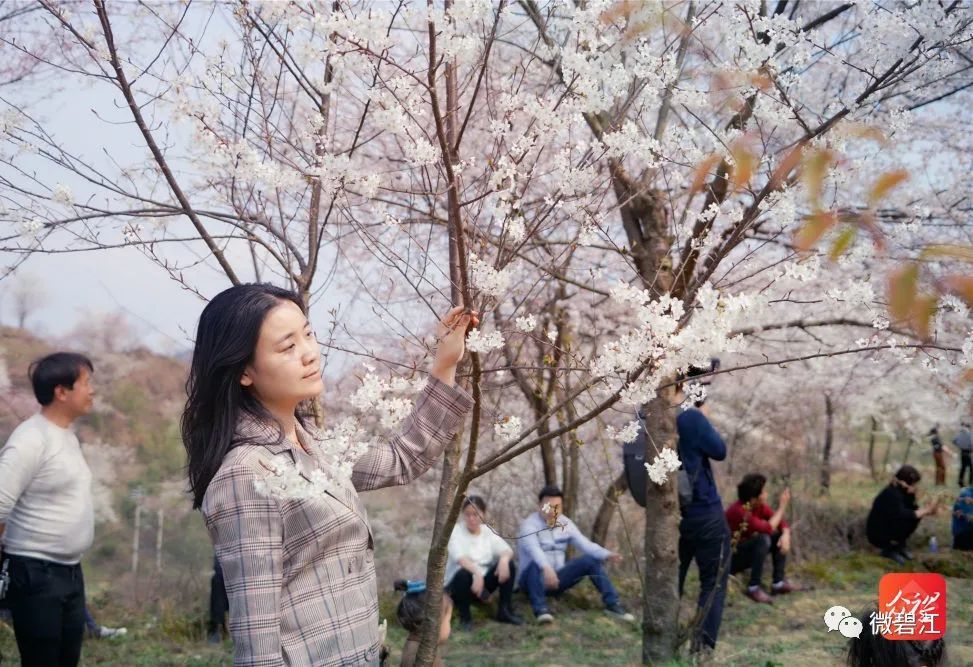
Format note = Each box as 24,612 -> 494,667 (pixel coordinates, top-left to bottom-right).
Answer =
675,361 -> 731,654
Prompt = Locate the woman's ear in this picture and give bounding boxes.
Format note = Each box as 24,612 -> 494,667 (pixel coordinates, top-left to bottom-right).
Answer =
240,367 -> 254,388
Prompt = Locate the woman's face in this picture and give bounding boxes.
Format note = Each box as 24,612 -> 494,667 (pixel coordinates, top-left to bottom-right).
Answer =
240,300 -> 323,411
462,504 -> 484,534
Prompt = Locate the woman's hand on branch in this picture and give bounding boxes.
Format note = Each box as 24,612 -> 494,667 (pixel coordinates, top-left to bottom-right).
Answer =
431,306 -> 479,387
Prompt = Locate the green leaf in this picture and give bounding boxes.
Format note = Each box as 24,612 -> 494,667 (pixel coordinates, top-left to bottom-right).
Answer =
910,294 -> 938,341
828,226 -> 858,261
794,211 -> 838,252
868,170 -> 909,207
888,263 -> 919,322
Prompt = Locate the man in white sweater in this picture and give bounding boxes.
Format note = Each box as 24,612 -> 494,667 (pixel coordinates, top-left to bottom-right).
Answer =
0,352 -> 95,667
517,485 -> 634,624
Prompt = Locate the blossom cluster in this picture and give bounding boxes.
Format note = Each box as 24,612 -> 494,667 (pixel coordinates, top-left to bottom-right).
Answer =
645,447 -> 681,486
469,253 -> 510,299
606,420 -> 640,444
253,419 -> 369,501
466,328 -> 504,354
494,416 -> 522,443
350,370 -> 427,429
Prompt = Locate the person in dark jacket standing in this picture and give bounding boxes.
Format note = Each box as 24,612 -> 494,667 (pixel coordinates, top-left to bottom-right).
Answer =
866,465 -> 941,565
929,426 -> 945,486
953,422 -> 973,487
675,365 -> 730,653
207,556 -> 229,644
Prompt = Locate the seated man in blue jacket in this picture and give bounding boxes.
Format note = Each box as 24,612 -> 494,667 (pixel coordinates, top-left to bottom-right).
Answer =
517,485 -> 634,624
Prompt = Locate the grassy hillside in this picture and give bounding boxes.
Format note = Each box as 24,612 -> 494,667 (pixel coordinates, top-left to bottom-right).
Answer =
2,544 -> 969,666
1,327 -> 970,665
2,475 -> 970,666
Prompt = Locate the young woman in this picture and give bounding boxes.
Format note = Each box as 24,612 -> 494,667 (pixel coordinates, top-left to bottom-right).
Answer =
182,283 -> 475,666
444,495 -> 522,629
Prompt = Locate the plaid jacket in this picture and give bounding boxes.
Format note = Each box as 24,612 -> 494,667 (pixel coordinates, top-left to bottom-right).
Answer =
202,378 -> 472,667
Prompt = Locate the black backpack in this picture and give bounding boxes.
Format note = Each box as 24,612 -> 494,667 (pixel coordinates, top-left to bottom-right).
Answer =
623,410 -> 697,512
622,412 -> 648,508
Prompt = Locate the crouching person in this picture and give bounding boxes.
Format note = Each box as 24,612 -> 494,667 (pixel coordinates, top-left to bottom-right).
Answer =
444,495 -> 523,630
725,474 -> 806,604
395,580 -> 450,667
517,486 -> 633,624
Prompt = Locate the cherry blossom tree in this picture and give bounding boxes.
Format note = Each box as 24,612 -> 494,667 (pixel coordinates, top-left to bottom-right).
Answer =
2,1 -> 973,663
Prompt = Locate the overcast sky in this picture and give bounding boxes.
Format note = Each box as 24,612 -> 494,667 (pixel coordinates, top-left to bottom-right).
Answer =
0,8 -> 337,358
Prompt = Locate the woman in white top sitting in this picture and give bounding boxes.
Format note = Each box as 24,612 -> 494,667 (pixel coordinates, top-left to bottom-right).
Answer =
444,495 -> 524,629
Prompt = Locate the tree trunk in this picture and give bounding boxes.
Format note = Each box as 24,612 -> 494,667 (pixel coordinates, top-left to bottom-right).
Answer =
559,380 -> 581,517
641,391 -> 680,663
868,416 -> 878,481
415,11 -> 476,663
561,439 -> 571,515
903,437 -> 914,466
883,431 -> 894,476
726,430 -> 741,477
567,434 -> 580,518
820,394 -> 834,495
416,430 -> 463,665
540,440 -> 558,488
591,472 -> 628,546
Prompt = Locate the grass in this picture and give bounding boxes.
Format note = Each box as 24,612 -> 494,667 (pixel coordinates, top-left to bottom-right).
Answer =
4,548 -> 966,667
1,475 -> 971,666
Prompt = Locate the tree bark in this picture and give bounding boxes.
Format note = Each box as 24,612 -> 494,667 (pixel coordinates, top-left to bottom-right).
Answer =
540,439 -> 558,488
565,432 -> 580,519
868,416 -> 878,481
820,394 -> 834,494
883,432 -> 894,476
641,391 -> 680,663
414,7 -> 478,663
591,472 -> 628,546
559,375 -> 580,515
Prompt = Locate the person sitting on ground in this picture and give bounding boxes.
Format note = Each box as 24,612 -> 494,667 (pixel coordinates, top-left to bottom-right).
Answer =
725,473 -> 806,604
444,495 -> 523,630
395,580 -> 451,667
517,485 -> 634,624
952,486 -> 973,551
866,465 -> 941,565
846,605 -> 946,667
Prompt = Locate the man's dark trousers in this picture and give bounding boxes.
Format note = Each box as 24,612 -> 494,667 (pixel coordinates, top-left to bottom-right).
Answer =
6,553 -> 85,667
731,532 -> 786,588
678,511 -> 731,651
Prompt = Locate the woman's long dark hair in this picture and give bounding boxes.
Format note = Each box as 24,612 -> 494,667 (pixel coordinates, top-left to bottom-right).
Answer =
846,605 -> 946,667
182,283 -> 306,509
